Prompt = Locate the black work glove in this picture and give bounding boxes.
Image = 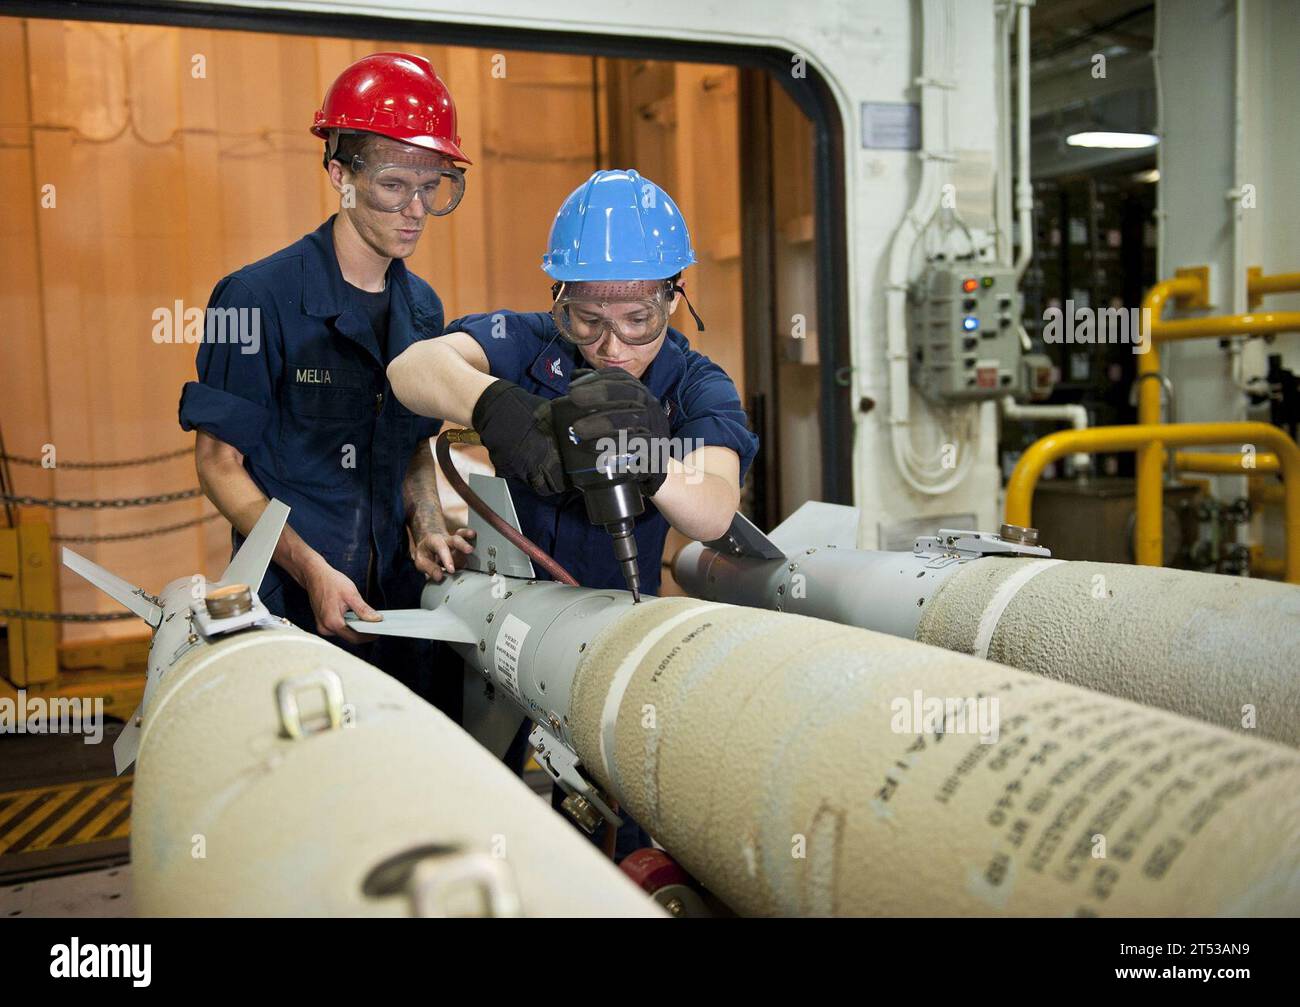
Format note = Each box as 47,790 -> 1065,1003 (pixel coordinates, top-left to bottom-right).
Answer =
471,379 -> 568,496
562,368 -> 673,496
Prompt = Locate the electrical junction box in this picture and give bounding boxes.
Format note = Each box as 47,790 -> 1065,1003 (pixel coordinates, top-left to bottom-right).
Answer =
911,264 -> 1026,402
1021,352 -> 1055,401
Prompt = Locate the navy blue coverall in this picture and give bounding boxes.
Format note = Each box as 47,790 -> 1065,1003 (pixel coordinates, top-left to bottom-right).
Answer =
178,216 -> 455,713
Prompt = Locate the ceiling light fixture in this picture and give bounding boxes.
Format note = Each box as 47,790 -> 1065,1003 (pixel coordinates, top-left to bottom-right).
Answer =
1066,131 -> 1159,149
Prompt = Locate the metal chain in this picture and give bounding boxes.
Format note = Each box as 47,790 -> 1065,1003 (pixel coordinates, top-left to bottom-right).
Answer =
53,510 -> 224,543
0,607 -> 137,622
0,487 -> 203,509
0,445 -> 193,469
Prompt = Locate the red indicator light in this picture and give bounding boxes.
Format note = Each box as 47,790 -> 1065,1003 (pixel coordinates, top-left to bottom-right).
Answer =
961,278 -> 979,293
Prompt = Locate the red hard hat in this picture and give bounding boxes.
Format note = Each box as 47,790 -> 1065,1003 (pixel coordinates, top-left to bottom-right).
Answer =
312,52 -> 471,164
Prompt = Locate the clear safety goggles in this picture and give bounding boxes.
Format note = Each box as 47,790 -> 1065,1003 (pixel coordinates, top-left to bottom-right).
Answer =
350,153 -> 466,216
550,281 -> 677,346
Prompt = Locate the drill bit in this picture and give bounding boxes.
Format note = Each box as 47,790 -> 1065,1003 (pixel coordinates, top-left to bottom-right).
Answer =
606,520 -> 641,603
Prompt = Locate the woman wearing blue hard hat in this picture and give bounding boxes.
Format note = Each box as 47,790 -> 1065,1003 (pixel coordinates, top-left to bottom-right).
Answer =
390,168 -> 757,597
389,168 -> 758,858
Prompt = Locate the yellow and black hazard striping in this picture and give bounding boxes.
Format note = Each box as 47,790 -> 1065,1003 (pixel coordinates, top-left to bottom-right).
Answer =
0,777 -> 132,856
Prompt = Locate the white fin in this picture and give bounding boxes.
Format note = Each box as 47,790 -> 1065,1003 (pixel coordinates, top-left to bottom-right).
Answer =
768,502 -> 862,552
62,548 -> 163,628
112,705 -> 142,774
218,499 -> 289,589
462,474 -> 536,579
345,608 -> 477,644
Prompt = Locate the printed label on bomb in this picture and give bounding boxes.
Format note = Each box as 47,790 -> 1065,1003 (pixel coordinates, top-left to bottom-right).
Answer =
873,676 -> 1299,914
494,614 -> 530,701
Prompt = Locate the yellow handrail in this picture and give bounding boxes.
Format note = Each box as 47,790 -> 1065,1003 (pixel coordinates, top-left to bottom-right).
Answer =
1152,311 -> 1300,341
1136,271 -> 1300,570
1247,267 -> 1300,309
1005,422 -> 1300,583
1175,450 -> 1281,475
1136,274 -> 1202,568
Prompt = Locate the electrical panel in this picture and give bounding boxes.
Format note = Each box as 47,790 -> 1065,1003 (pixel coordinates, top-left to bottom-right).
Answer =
911,265 -> 1027,402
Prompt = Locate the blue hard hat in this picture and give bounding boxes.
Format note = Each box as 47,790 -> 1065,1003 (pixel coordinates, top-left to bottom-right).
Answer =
542,169 -> 697,282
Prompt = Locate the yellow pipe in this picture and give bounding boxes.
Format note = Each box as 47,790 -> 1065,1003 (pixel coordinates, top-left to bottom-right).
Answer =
1136,273 -> 1300,568
1175,450 -> 1281,475
1005,422 -> 1300,583
1248,267 -> 1300,308
1137,276 -> 1203,565
1131,272 -> 1300,574
1136,276 -> 1202,421
1152,311 -> 1300,341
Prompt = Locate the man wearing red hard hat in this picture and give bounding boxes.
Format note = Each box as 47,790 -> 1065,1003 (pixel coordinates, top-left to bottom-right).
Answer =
178,53 -> 474,713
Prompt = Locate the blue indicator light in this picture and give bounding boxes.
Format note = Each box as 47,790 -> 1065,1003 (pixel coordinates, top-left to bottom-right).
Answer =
962,316 -> 979,331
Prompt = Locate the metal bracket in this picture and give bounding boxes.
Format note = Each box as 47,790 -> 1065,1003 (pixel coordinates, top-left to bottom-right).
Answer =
1174,265 -> 1211,310
168,623 -> 203,665
276,667 -> 347,739
914,527 -> 1052,560
702,512 -> 786,561
408,851 -> 522,919
190,594 -> 279,642
528,723 -> 622,828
